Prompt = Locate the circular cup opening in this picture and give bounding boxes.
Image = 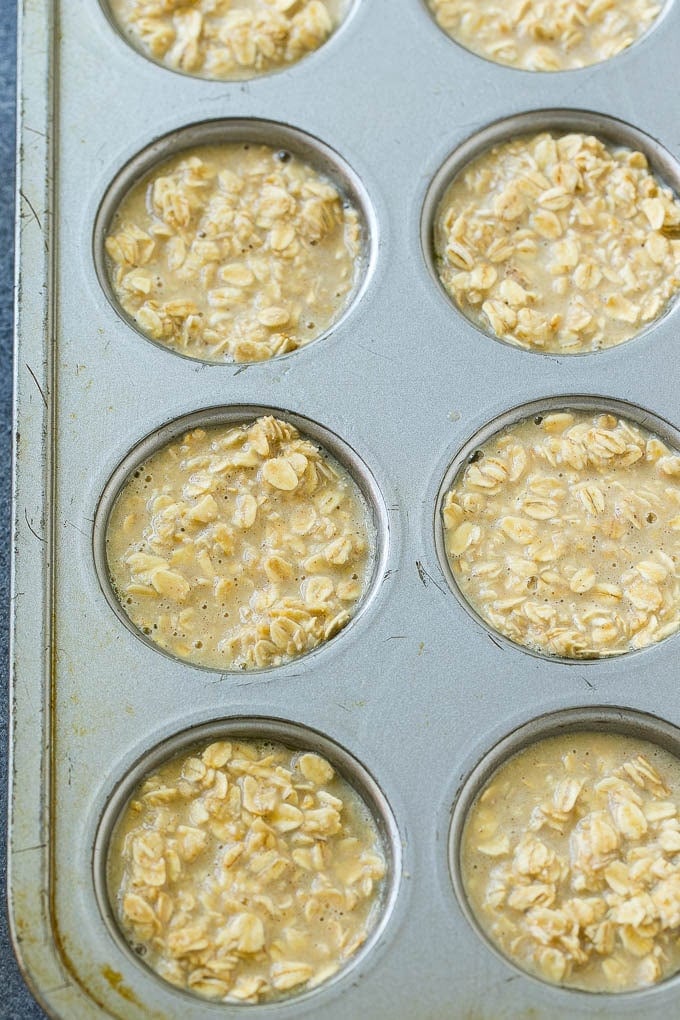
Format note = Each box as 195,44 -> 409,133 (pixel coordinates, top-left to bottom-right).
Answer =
93,404 -> 388,672
420,0 -> 674,74
93,118 -> 376,364
449,705 -> 680,996
98,0 -> 359,83
434,394 -> 680,662
421,109 -> 680,357
93,715 -> 401,1008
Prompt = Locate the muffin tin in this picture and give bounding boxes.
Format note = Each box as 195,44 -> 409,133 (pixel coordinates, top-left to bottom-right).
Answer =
9,0 -> 680,1016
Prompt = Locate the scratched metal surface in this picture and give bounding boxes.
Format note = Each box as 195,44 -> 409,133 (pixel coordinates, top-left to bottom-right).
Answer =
0,0 -> 47,1016
9,0 -> 680,1016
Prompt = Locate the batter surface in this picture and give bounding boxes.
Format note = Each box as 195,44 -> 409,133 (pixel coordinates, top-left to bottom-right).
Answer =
462,730 -> 680,991
428,0 -> 661,72
434,132 -> 680,353
107,416 -> 371,669
109,0 -> 345,80
105,143 -> 361,363
109,737 -> 386,1002
443,410 -> 680,658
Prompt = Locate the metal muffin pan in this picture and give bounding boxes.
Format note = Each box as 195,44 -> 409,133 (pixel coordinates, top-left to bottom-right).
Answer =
9,0 -> 680,1016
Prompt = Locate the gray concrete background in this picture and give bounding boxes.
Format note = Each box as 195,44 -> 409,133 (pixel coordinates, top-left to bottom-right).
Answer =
1,2 -> 49,1017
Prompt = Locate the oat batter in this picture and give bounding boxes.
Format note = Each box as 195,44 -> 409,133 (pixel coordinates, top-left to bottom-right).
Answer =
109,738 -> 386,1002
462,730 -> 680,991
443,410 -> 680,657
434,132 -> 680,353
109,0 -> 344,80
428,0 -> 661,72
105,143 -> 361,362
106,416 -> 371,669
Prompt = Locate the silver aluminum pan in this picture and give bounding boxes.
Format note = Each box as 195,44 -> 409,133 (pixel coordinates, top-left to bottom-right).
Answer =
10,0 -> 680,1016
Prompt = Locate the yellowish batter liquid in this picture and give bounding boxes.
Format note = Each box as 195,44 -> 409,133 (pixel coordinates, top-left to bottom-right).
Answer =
109,0 -> 346,80
443,410 -> 680,658
109,738 -> 386,1003
462,731 -> 680,991
107,416 -> 371,669
106,143 -> 361,363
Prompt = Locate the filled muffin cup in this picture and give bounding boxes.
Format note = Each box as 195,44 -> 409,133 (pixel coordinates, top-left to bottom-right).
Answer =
93,715 -> 402,1006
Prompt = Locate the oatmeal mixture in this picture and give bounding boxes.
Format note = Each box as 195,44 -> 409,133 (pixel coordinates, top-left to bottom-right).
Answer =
434,132 -> 680,353
109,0 -> 343,80
428,0 -> 661,71
109,738 -> 386,1002
462,731 -> 680,991
443,410 -> 680,658
105,143 -> 361,363
106,416 -> 371,669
